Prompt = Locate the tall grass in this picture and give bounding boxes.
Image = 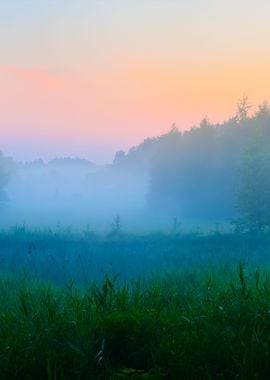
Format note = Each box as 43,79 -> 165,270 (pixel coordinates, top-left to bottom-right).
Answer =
1,266 -> 270,379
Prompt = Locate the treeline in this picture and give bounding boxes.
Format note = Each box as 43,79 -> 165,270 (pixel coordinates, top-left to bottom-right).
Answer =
114,99 -> 270,223
1,98 -> 270,229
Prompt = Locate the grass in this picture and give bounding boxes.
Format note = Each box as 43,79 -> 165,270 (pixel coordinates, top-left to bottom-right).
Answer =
1,264 -> 270,379
1,226 -> 270,284
1,228 -> 270,378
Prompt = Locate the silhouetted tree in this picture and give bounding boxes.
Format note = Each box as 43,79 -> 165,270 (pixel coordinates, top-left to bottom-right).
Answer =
108,216 -> 123,238
236,95 -> 252,122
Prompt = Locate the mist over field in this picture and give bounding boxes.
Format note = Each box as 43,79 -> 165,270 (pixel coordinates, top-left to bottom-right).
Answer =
1,100 -> 270,235
1,102 -> 270,379
2,0 -> 270,378
3,157 -> 148,231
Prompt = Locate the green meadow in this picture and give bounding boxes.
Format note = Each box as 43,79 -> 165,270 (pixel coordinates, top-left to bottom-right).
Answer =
1,229 -> 270,379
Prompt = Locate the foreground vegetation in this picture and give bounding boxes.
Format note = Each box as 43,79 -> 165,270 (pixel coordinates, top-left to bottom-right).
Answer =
1,264 -> 270,379
0,229 -> 270,378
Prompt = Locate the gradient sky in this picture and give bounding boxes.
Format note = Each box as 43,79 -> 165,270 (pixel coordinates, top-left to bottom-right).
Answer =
1,0 -> 270,163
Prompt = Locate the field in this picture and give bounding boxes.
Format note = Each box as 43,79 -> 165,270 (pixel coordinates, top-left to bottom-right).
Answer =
1,228 -> 270,379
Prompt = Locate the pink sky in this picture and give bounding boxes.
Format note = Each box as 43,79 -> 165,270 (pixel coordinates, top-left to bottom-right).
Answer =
1,60 -> 269,140
1,1 -> 270,162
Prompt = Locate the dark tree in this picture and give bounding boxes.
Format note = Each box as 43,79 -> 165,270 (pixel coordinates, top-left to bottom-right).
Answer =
236,95 -> 252,122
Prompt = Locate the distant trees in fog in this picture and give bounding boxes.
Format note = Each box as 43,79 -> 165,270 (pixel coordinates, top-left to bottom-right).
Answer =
0,152 -> 9,205
114,98 -> 270,223
1,97 -> 270,227
49,157 -> 95,168
236,134 -> 270,233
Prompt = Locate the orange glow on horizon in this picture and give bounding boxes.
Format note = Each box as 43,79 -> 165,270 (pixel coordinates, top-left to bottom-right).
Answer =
1,58 -> 270,145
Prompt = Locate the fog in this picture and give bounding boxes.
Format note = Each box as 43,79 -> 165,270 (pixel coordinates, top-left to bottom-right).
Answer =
1,102 -> 270,379
1,101 -> 270,235
2,157 -> 152,233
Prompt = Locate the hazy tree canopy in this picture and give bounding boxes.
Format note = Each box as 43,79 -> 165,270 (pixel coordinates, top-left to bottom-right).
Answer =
236,136 -> 270,233
2,101 -> 270,228
112,137 -> 158,172
113,150 -> 126,165
105,103 -> 270,222
143,103 -> 270,220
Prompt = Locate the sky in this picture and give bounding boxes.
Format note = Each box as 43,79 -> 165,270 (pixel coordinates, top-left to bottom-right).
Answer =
1,0 -> 270,163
